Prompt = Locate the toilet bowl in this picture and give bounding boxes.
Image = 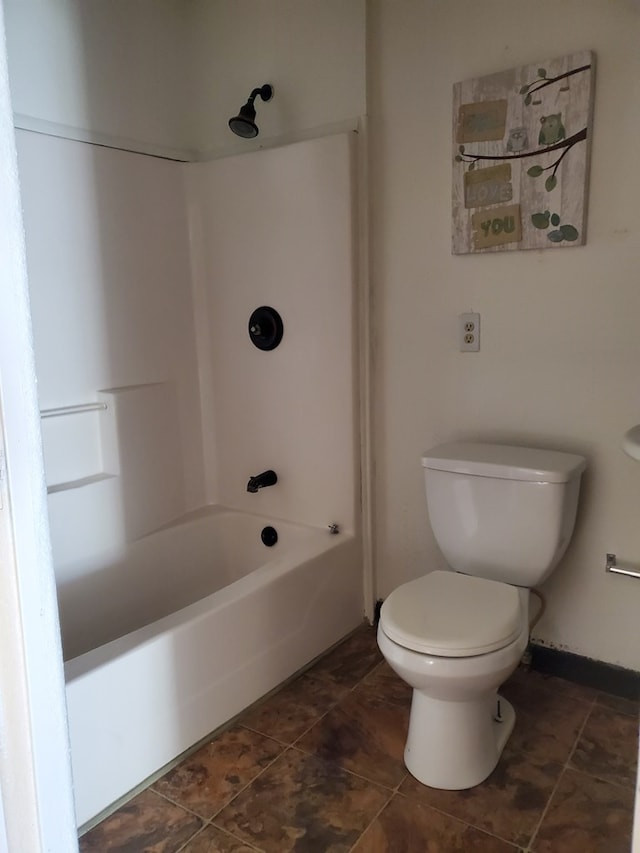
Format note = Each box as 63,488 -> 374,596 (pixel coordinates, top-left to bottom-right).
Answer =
378,573 -> 530,789
378,441 -> 586,790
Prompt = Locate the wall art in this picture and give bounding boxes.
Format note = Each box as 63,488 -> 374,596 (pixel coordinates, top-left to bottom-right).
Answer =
452,51 -> 595,254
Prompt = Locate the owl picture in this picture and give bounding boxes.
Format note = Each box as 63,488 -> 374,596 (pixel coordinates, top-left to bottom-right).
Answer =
538,113 -> 566,146
506,127 -> 529,152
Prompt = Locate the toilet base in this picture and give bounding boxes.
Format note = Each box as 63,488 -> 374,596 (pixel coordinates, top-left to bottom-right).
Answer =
404,690 -> 515,790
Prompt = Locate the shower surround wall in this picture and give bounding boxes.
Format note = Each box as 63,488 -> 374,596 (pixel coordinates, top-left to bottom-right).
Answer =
16,129 -> 206,648
18,128 -> 358,624
186,132 -> 358,531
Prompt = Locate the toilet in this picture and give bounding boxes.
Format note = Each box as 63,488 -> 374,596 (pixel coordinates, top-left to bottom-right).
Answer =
377,441 -> 586,791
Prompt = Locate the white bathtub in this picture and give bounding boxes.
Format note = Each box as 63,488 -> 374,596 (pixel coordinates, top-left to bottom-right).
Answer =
62,507 -> 363,827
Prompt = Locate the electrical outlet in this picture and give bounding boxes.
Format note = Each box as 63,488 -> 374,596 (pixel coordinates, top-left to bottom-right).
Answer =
459,312 -> 480,352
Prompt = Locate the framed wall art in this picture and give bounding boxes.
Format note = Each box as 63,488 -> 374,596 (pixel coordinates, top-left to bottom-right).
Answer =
452,51 -> 595,254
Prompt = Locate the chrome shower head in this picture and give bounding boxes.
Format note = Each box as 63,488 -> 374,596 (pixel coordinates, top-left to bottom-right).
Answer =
228,84 -> 273,139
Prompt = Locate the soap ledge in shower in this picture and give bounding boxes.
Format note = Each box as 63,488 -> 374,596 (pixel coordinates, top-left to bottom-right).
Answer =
47,472 -> 117,495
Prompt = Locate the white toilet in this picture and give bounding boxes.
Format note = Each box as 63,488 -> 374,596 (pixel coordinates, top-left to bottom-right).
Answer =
377,441 -> 586,791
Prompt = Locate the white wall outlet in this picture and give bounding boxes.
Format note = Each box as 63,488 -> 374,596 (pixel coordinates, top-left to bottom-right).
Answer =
459,312 -> 480,352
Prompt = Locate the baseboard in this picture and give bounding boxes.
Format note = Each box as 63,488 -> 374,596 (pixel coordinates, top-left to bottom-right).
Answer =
529,642 -> 640,700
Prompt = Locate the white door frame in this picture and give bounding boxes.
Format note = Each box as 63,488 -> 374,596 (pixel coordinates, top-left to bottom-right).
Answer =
0,4 -> 77,850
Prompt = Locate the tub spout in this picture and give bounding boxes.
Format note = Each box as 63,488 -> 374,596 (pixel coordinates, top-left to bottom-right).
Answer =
247,470 -> 278,493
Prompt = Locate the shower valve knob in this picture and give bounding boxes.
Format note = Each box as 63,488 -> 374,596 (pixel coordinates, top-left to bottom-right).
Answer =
248,306 -> 283,351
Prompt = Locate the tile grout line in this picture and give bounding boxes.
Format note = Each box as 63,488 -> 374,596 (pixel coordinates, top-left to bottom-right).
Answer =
145,786 -> 207,822
151,787 -> 261,851
346,787 -> 395,853
237,676 -> 376,752
346,736 -> 411,852
172,821 -> 265,853
565,693 -> 598,770
524,692 -> 598,852
239,722 -> 302,749
238,656 -> 384,752
286,661 -> 385,748
559,762 -> 640,793
151,745 -> 284,848
392,784 -> 528,851
286,741 -> 405,794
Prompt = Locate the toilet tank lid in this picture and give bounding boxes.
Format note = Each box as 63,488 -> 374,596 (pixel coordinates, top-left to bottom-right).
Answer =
422,442 -> 586,483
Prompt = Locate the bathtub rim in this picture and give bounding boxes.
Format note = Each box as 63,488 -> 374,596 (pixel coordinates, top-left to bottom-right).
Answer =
64,511 -> 355,682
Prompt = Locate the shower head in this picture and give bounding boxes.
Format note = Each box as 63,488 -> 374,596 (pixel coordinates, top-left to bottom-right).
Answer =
228,84 -> 273,139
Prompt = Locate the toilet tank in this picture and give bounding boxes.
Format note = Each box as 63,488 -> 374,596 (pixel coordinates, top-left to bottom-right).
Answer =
422,442 -> 586,587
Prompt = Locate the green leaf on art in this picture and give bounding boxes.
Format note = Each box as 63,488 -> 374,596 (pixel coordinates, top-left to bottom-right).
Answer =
468,162 -> 475,170
455,155 -> 463,162
550,213 -> 560,226
545,175 -> 558,192
538,68 -> 547,78
560,224 -> 579,241
531,212 -> 550,229
459,144 -> 465,153
524,93 -> 532,106
548,229 -> 564,242
519,84 -> 530,94
527,165 -> 543,177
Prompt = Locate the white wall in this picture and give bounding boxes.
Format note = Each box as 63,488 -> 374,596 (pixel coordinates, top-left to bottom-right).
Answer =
0,2 -> 77,847
4,0 -> 366,158
369,0 -> 640,669
186,133 -> 358,531
187,0 -> 366,155
4,0 -> 192,153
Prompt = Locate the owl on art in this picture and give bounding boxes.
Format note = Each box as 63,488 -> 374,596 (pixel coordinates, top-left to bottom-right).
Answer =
506,127 -> 529,152
538,114 -> 566,146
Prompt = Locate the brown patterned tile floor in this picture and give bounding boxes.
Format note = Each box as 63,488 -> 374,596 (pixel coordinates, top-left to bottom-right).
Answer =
79,788 -> 203,852
532,768 -> 635,852
569,704 -> 638,787
295,674 -> 410,788
152,726 -> 284,820
80,626 -> 638,853
400,742 -> 562,848
240,673 -> 349,744
213,747 -> 390,852
352,793 -> 519,852
500,675 -> 593,765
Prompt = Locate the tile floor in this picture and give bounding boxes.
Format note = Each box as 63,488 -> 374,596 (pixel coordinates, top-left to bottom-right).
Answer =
80,626 -> 638,853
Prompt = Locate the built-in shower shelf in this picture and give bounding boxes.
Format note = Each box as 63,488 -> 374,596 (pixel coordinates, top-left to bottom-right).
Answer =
47,472 -> 117,495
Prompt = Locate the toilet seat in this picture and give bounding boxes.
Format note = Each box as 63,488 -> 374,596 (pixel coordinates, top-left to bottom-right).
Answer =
380,570 -> 522,657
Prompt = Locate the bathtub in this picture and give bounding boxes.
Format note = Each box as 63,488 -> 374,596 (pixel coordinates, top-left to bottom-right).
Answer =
62,506 -> 363,827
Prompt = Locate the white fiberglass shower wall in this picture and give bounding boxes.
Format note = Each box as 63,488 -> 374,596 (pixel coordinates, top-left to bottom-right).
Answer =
188,132 -> 358,530
18,130 -> 359,633
16,130 -> 207,654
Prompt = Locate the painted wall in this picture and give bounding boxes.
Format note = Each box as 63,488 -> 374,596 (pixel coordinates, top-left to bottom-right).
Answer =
186,133 -> 358,531
187,0 -> 366,155
4,0 -> 192,152
4,0 -> 366,158
0,2 -> 77,846
368,0 -> 640,669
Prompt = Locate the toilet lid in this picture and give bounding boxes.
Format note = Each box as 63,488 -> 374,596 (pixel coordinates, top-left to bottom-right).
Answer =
380,571 -> 523,657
